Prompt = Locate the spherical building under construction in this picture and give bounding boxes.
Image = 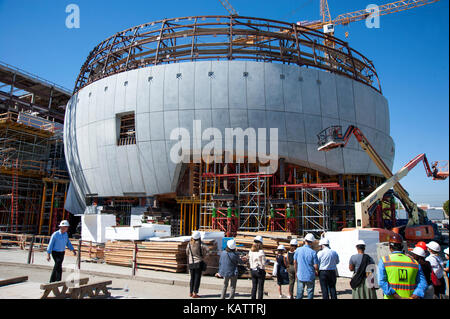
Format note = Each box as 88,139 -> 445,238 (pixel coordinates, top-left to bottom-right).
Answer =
64,16 -> 394,236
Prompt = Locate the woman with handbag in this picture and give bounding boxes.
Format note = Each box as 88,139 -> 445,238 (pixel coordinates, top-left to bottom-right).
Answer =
186,231 -> 208,298
275,245 -> 290,298
248,235 -> 267,299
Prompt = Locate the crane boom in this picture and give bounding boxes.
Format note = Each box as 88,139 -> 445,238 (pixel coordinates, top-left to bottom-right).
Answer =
301,0 -> 441,31
333,0 -> 441,26
355,153 -> 436,228
218,0 -> 238,16
317,125 -> 447,226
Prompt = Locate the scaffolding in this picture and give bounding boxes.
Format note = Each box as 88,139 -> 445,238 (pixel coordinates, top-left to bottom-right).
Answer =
0,111 -> 69,234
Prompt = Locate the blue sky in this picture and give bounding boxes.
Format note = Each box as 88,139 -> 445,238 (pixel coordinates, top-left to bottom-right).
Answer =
0,0 -> 448,206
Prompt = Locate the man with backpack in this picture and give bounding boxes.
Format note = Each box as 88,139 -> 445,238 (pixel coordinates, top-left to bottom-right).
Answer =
349,240 -> 377,299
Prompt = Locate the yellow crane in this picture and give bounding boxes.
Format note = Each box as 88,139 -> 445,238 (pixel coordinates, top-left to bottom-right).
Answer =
304,0 -> 441,37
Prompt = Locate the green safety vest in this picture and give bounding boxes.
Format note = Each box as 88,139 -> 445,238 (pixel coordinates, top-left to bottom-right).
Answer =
212,208 -> 217,218
286,208 -> 295,218
227,207 -> 233,218
270,208 -> 275,218
382,253 -> 419,299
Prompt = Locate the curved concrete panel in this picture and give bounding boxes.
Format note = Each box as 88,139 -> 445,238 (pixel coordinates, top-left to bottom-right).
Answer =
64,61 -> 395,200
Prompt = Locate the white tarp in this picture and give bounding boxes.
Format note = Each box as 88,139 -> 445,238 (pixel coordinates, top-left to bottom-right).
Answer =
324,229 -> 380,278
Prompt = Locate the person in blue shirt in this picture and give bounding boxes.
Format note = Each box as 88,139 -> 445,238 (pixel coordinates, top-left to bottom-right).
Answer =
293,233 -> 319,299
46,220 -> 76,282
377,233 -> 427,299
217,239 -> 247,299
317,237 -> 340,299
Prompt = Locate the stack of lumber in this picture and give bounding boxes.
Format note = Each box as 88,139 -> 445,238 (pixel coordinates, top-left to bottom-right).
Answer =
64,241 -> 105,260
104,239 -> 219,274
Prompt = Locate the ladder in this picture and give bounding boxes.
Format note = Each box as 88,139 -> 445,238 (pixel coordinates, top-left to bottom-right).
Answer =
9,159 -> 19,233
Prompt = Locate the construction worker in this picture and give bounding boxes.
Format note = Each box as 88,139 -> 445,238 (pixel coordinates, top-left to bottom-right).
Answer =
377,233 -> 427,299
46,220 -> 76,282
293,233 -> 319,299
317,237 -> 340,299
425,241 -> 446,298
287,238 -> 298,299
410,246 -> 434,299
415,241 -> 429,257
218,239 -> 246,299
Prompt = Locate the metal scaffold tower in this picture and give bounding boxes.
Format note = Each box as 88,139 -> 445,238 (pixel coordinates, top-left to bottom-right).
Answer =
238,173 -> 269,232
298,187 -> 330,237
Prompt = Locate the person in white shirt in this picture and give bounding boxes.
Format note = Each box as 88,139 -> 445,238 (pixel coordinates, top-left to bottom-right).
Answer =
248,235 -> 267,299
317,237 -> 340,299
425,241 -> 446,299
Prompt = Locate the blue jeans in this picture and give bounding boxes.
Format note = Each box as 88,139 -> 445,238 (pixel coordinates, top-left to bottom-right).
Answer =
297,279 -> 314,299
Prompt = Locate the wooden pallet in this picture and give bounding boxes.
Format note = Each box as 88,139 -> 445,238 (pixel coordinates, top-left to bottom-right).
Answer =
40,278 -> 89,299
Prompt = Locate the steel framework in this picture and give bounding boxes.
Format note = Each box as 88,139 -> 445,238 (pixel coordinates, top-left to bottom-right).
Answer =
73,15 -> 381,94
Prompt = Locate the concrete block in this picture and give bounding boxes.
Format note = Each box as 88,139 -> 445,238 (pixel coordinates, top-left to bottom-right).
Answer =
266,111 -> 286,141
163,64 -> 180,111
285,112 -> 305,143
246,62 -> 265,110
149,111 -> 165,141
136,67 -> 152,114
303,114 -> 322,144
151,141 -> 171,193
136,141 -> 158,195
179,62 -> 195,110
136,112 -> 150,142
228,61 -> 246,109
194,61 -> 212,110
336,75 -> 355,122
149,65 -> 165,112
125,68 -> 138,108
211,61 -> 229,109
283,64 -> 302,113
164,110 -> 179,140
264,63 -> 284,111
300,68 -> 320,115
116,145 -> 133,193
114,71 -> 128,115
319,72 -> 338,119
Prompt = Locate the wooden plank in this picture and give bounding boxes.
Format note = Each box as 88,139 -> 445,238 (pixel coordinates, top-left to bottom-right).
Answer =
0,276 -> 28,287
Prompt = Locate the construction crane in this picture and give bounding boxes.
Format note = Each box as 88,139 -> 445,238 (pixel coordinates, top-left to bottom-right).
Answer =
218,0 -> 238,16
317,125 -> 448,242
302,0 -> 441,36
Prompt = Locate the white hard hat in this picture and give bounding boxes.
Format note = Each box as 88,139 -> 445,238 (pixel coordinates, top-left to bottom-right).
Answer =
191,231 -> 201,240
59,220 -> 69,227
444,247 -> 449,255
356,240 -> 366,246
277,244 -> 285,251
290,239 -> 298,246
254,235 -> 263,243
304,233 -> 315,242
412,246 -> 426,258
227,239 -> 236,250
426,241 -> 441,252
319,238 -> 329,245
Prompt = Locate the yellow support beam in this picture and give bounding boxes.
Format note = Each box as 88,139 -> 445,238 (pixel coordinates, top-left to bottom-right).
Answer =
38,182 -> 47,234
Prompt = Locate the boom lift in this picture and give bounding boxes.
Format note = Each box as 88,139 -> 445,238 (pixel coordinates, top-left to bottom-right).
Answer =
317,125 -> 448,242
